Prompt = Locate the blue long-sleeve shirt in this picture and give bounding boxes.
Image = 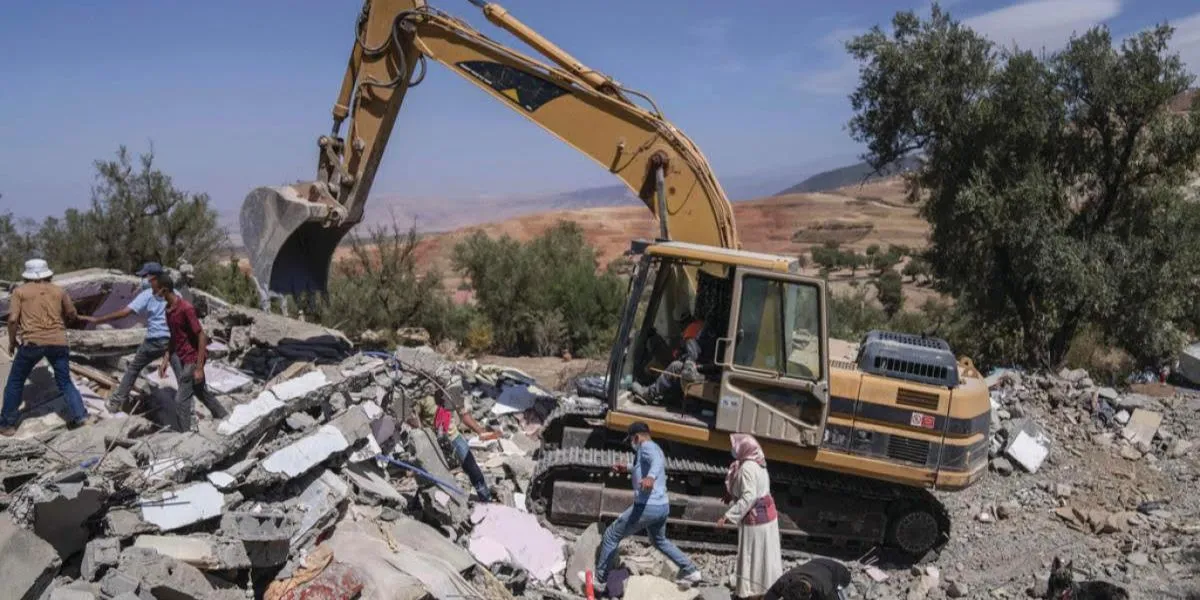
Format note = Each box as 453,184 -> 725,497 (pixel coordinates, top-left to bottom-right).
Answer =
630,440 -> 669,506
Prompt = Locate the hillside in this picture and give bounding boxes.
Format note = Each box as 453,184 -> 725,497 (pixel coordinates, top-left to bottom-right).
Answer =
371,174 -> 940,306
775,156 -> 921,195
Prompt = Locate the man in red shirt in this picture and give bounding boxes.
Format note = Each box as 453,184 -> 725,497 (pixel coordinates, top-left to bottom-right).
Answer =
151,274 -> 228,432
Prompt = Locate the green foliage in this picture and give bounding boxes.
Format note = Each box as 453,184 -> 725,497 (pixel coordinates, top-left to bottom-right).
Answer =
309,220 -> 465,345
0,147 -> 227,278
869,249 -> 902,273
795,253 -> 809,269
453,220 -> 624,357
865,244 -> 880,256
888,244 -> 912,257
829,288 -> 889,341
811,242 -> 843,276
842,250 -> 866,274
874,269 -> 906,317
847,5 -> 1200,366
194,258 -> 260,308
901,257 -> 932,283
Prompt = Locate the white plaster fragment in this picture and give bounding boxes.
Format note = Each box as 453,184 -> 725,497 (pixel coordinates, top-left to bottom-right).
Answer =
261,425 -> 349,478
217,392 -> 284,436
270,371 -> 329,402
140,483 -> 225,531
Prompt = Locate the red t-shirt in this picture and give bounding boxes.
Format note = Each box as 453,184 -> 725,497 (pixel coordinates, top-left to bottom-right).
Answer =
166,298 -> 204,365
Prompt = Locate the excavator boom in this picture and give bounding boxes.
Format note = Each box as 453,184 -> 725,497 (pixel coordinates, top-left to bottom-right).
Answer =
241,0 -> 738,295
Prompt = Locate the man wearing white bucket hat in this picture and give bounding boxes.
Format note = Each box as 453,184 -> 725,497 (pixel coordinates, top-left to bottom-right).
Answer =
1,259 -> 91,436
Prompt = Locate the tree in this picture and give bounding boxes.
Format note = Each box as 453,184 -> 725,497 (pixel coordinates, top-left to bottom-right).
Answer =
888,244 -> 912,257
795,253 -> 809,269
902,257 -> 932,283
310,220 -> 467,345
194,257 -> 260,308
871,249 -> 902,273
453,221 -> 624,357
811,245 -> 841,277
874,270 -> 906,318
865,244 -> 880,257
842,250 -> 866,275
847,6 -> 1200,366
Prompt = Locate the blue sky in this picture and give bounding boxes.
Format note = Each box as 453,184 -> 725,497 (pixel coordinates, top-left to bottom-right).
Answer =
1,0 -> 1198,221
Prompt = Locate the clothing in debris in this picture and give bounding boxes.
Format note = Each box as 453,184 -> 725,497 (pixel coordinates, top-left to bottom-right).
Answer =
596,438 -> 698,585
2,278 -> 88,431
764,558 -> 852,600
725,433 -> 783,599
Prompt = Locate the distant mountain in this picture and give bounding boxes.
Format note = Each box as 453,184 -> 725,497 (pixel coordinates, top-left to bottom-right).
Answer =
776,157 -> 921,196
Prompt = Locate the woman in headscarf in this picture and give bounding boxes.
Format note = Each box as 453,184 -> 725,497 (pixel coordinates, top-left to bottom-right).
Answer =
717,433 -> 783,599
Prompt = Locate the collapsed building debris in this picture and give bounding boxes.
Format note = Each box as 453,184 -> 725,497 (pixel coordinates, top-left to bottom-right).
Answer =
2,268 -> 1198,599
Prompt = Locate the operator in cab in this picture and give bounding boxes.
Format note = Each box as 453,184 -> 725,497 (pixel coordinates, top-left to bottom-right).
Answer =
632,309 -> 708,403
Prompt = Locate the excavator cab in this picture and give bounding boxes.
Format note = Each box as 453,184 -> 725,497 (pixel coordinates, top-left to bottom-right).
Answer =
606,241 -> 830,448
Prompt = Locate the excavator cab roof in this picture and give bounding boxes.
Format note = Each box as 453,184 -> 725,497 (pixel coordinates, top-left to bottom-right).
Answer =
634,240 -> 798,273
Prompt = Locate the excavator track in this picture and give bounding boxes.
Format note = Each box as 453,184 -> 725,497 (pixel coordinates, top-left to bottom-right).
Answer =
529,407 -> 952,559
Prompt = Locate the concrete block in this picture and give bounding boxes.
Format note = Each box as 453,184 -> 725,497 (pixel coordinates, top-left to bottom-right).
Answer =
344,464 -> 404,505
99,569 -> 141,598
139,483 -> 225,532
81,538 -> 120,581
117,547 -> 216,599
105,509 -> 157,540
1122,409 -> 1163,447
131,534 -> 287,571
1004,419 -> 1050,473
0,515 -> 62,600
220,509 -> 295,542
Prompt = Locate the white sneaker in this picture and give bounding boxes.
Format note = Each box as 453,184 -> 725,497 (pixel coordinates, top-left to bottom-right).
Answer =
676,570 -> 702,587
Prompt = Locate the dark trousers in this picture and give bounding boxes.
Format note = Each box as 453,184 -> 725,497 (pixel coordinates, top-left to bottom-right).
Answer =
647,360 -> 686,397
108,337 -> 170,411
2,344 -> 88,427
168,354 -> 228,432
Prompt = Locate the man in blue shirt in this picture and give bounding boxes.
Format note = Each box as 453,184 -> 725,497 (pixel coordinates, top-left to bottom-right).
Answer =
589,421 -> 702,592
89,262 -> 176,414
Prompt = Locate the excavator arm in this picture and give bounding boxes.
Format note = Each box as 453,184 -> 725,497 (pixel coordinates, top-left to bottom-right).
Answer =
240,0 -> 739,295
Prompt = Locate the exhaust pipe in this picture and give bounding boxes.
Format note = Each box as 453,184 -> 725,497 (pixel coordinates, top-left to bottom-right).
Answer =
239,184 -> 354,296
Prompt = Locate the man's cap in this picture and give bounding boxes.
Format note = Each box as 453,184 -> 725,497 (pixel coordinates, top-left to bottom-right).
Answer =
136,262 -> 164,277
22,259 -> 53,280
624,421 -> 650,441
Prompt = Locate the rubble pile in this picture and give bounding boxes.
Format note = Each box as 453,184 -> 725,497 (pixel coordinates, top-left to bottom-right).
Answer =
0,270 -> 626,600
850,367 -> 1200,599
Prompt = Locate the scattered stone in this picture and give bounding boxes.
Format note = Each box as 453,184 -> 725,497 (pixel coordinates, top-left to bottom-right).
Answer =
1127,552 -> 1150,567
1120,445 -> 1143,461
997,501 -> 1020,520
947,579 -> 970,598
1168,439 -> 1193,459
1054,483 -> 1073,499
990,457 -> 1014,476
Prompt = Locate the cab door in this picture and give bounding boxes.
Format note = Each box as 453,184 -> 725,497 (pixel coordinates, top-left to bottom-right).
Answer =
715,268 -> 830,447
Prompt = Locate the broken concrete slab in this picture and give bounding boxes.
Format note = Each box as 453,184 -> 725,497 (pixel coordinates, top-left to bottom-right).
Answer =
388,516 -> 476,574
0,515 -> 62,600
344,464 -> 405,505
47,588 -> 97,600
29,481 -> 107,558
289,470 -> 351,551
1122,409 -> 1163,447
98,569 -> 141,599
219,509 -> 295,542
81,538 -> 120,582
260,425 -> 351,480
565,523 -> 601,594
468,503 -> 566,584
139,482 -> 225,532
327,520 -> 481,600
133,535 -> 252,570
117,547 -> 220,599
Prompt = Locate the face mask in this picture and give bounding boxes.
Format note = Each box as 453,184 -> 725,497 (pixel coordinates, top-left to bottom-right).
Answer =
630,440 -> 639,451
139,278 -> 151,291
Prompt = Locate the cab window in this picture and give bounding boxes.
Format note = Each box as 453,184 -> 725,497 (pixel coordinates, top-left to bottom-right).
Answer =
733,276 -> 823,380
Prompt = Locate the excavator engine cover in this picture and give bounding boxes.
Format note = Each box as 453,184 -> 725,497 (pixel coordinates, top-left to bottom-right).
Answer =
855,330 -> 960,388
240,185 -> 352,296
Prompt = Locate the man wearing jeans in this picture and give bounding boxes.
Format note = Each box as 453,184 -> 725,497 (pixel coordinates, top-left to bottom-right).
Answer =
591,421 -> 702,591
1,259 -> 90,435
90,262 -> 170,414
151,274 -> 228,431
409,377 -> 499,502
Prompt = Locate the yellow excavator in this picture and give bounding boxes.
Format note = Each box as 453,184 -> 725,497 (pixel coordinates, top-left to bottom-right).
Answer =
240,0 -> 991,558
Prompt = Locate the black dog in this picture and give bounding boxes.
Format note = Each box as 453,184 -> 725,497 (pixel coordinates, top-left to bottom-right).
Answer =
1046,557 -> 1129,599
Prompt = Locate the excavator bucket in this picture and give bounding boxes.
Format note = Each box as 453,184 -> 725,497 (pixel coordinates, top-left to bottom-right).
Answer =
239,185 -> 354,297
